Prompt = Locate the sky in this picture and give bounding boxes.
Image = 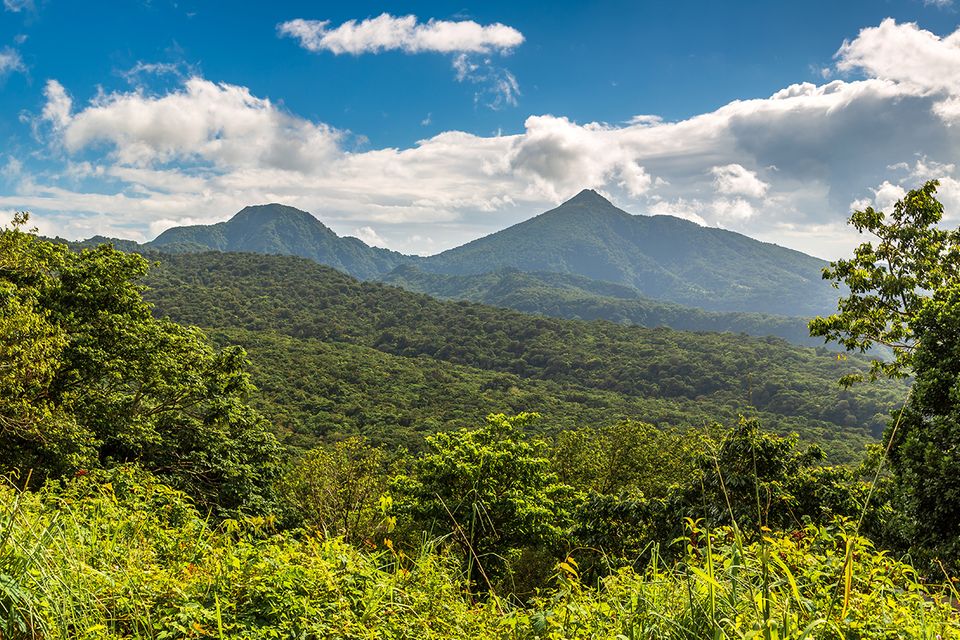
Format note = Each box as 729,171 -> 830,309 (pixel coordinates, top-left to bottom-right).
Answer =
2,1 -> 960,259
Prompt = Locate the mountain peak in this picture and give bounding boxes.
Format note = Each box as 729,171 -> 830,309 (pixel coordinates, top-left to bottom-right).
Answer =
231,203 -> 317,223
565,188 -> 611,206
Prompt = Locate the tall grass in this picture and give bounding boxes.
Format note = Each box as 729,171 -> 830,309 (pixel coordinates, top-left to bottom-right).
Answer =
0,466 -> 956,638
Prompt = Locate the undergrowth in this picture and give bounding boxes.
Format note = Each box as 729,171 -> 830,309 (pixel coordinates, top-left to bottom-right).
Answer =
0,467 -> 956,639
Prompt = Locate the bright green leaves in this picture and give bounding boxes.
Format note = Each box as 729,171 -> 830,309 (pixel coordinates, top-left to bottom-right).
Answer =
399,412 -> 573,589
810,180 -> 960,385
0,214 -> 281,514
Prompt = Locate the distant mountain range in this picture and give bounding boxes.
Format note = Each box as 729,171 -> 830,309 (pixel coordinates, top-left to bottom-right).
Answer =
73,189 -> 843,344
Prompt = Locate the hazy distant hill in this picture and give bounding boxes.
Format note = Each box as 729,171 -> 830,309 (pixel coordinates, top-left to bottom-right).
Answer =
419,190 -> 839,316
148,203 -> 414,279
382,265 -> 820,346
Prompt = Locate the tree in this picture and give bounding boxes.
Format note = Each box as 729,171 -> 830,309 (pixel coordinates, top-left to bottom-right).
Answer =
550,420 -> 696,497
0,214 -> 281,514
809,180 -> 960,384
809,181 -> 960,568
281,437 -> 393,544
398,413 -> 572,590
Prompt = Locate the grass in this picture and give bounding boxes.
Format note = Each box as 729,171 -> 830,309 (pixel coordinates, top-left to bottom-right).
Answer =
0,466 -> 957,639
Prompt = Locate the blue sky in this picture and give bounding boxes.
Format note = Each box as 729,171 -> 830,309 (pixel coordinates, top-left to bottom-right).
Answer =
2,1 -> 960,257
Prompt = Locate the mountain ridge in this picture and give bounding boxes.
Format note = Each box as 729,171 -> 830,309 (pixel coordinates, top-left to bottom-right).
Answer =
75,189 -> 842,319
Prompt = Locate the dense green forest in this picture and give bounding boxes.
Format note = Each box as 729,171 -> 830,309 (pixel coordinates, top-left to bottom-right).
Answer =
141,251 -> 904,458
4,181 -> 960,638
382,264 -> 821,346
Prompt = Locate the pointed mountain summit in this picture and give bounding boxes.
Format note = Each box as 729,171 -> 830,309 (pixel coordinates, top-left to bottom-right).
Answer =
148,203 -> 412,279
419,190 -> 838,316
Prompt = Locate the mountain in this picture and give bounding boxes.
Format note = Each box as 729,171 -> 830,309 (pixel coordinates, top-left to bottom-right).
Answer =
143,251 -> 906,460
381,265 -> 820,346
148,203 -> 413,279
419,190 -> 839,316
87,191 -> 841,319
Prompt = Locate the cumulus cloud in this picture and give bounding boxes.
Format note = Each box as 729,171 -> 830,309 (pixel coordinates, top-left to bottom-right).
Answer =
278,13 -> 523,55
836,18 -> 960,123
352,225 -> 388,247
48,77 -> 341,170
280,13 -> 524,109
13,19 -> 960,259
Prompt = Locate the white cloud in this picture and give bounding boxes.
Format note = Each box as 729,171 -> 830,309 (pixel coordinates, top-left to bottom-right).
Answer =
281,14 -> 524,110
41,80 -> 72,128
50,77 -> 341,170
0,47 -> 25,78
13,19 -> 960,259
3,0 -> 33,12
924,0 -> 952,7
278,13 -> 523,55
710,164 -> 769,198
452,53 -> 520,109
712,197 -> 757,221
836,18 -> 960,122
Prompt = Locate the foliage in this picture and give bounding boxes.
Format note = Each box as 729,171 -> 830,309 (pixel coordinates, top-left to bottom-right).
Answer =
385,265 -> 823,347
550,419 -> 698,497
396,413 -> 573,590
0,216 -> 281,514
142,251 -> 906,457
810,181 -> 960,572
279,436 -> 394,543
688,418 -> 864,533
1,472 -> 957,639
887,283 -> 960,571
810,179 -> 960,384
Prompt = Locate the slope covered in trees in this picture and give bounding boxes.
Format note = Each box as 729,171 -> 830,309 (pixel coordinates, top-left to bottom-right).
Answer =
148,203 -> 413,279
383,264 -> 819,345
129,190 -> 841,318
142,251 -> 904,459
418,189 -> 840,316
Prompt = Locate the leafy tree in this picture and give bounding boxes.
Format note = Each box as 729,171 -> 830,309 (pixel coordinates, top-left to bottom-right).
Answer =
551,420 -> 697,497
689,418 -> 858,532
281,437 -> 394,544
810,181 -> 960,568
810,180 -> 960,384
0,214 -> 281,514
397,413 -> 572,590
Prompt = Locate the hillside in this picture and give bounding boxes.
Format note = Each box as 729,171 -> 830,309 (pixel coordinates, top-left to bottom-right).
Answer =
131,191 -> 841,318
382,265 -> 820,346
142,251 -> 905,459
419,190 -> 839,316
148,203 -> 413,279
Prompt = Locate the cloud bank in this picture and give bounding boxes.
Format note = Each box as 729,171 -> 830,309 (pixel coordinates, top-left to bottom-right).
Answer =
7,19 -> 960,258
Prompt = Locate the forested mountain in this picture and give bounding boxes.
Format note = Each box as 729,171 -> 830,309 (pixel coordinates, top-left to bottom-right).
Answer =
147,203 -> 413,279
419,189 -> 839,316
382,265 -> 819,345
129,190 -> 840,319
142,251 -> 904,460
